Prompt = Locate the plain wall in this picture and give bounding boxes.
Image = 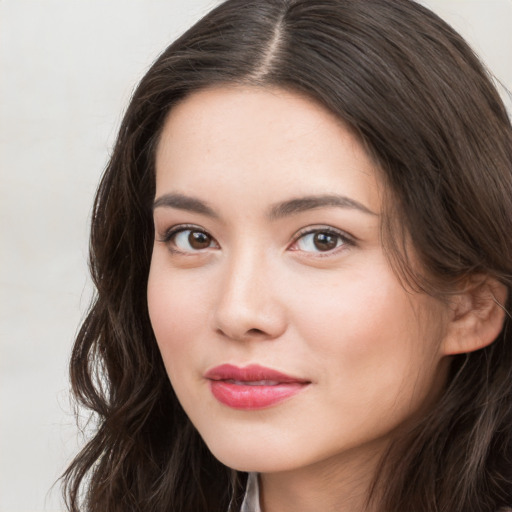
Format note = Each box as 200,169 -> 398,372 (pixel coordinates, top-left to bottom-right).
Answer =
1,1 -> 510,510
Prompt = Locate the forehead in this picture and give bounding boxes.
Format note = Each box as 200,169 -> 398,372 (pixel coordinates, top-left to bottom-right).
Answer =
154,85 -> 382,215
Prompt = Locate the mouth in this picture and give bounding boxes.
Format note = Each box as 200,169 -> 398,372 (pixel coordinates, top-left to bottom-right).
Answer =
204,364 -> 311,410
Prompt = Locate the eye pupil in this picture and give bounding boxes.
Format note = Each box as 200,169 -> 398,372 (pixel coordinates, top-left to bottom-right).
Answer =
314,232 -> 337,251
188,231 -> 211,249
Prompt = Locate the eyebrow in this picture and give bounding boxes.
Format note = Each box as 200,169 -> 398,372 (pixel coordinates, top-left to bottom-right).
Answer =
152,192 -> 377,219
153,193 -> 219,218
268,194 -> 378,219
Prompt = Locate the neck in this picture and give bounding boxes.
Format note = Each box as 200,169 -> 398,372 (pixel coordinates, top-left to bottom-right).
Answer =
259,444 -> 385,512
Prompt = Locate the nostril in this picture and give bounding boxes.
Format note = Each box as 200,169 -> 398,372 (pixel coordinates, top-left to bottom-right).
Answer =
216,326 -> 270,340
213,299 -> 287,341
247,328 -> 266,336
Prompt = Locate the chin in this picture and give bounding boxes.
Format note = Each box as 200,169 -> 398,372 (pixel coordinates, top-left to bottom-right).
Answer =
203,435 -> 302,473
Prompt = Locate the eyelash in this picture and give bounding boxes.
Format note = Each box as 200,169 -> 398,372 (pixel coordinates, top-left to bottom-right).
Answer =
289,226 -> 355,256
157,224 -> 355,256
158,224 -> 217,255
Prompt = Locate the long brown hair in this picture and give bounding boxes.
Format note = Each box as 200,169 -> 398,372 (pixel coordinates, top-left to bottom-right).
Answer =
62,1 -> 512,510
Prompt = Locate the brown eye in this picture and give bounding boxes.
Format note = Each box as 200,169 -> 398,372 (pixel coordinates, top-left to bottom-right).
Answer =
293,228 -> 348,254
167,228 -> 216,252
188,230 -> 212,250
313,232 -> 338,251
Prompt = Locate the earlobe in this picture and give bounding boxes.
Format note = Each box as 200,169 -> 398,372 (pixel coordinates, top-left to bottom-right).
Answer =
442,276 -> 508,356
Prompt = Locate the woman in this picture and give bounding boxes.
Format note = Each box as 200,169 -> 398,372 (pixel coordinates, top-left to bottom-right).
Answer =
62,1 -> 512,511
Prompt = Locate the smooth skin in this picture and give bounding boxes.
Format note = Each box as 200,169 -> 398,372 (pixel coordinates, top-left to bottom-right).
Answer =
147,86 -> 506,512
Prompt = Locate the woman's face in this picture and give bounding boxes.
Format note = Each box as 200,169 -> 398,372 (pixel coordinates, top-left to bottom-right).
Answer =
148,86 -> 452,474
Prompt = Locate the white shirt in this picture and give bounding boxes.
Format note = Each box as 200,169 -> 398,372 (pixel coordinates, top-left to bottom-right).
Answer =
238,472 -> 511,512
240,473 -> 261,512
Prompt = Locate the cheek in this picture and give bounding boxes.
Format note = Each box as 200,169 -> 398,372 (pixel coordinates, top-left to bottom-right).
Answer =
289,263 -> 407,354
147,259 -> 210,371
288,262 -> 444,403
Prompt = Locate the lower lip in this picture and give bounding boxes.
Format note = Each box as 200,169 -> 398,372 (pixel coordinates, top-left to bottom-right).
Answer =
209,380 -> 307,410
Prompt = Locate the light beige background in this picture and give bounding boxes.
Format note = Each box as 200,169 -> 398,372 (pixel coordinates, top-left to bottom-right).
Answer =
1,1 -> 510,511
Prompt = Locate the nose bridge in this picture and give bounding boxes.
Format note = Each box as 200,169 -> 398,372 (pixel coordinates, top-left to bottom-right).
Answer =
213,241 -> 286,341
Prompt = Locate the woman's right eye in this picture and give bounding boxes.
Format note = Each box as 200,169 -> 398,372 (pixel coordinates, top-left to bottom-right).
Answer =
160,227 -> 217,253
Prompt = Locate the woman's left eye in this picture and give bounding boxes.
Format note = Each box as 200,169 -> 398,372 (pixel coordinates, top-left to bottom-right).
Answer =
291,229 -> 351,254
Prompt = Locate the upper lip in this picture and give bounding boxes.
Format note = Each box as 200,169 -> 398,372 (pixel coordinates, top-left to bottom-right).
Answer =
205,364 -> 309,384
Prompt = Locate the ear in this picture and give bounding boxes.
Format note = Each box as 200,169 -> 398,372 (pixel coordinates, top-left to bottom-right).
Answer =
442,276 -> 508,356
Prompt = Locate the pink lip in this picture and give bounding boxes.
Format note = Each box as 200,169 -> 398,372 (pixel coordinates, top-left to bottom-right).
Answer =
204,364 -> 310,410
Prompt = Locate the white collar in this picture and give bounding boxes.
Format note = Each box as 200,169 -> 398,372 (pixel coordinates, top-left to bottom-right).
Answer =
240,473 -> 262,512
239,476 -> 512,512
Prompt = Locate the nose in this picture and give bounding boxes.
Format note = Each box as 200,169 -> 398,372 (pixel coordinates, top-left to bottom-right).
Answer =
213,247 -> 287,342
